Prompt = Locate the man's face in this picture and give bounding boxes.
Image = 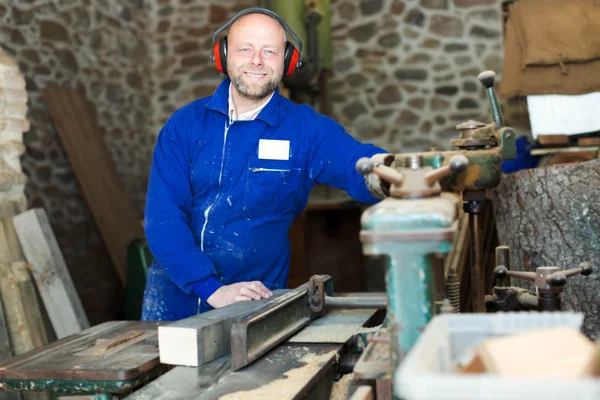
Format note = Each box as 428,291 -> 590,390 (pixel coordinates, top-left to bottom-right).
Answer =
226,14 -> 286,101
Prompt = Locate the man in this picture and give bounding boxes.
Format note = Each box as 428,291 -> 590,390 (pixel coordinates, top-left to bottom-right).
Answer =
141,8 -> 390,321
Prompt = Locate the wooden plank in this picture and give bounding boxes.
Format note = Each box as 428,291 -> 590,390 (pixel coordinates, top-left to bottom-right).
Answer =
13,208 -> 89,339
40,88 -> 143,286
1,202 -> 50,349
158,290 -> 289,367
0,203 -> 48,356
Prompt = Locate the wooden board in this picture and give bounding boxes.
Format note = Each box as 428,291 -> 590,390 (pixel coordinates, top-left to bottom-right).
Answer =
0,205 -> 47,356
0,202 -> 53,347
13,208 -> 89,339
158,290 -> 289,367
0,321 -> 162,383
40,88 -> 143,286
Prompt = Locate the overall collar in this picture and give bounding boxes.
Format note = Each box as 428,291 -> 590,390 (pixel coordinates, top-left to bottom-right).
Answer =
206,77 -> 280,127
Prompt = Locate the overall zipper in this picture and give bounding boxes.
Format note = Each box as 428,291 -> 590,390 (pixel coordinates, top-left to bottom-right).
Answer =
200,111 -> 233,252
197,112 -> 233,314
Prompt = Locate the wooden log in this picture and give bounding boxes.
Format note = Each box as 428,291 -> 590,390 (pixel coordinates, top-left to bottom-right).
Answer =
13,208 -> 89,339
492,162 -> 600,338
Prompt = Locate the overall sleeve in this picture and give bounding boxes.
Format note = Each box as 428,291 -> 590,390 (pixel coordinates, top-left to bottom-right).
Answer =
144,113 -> 223,303
309,113 -> 389,204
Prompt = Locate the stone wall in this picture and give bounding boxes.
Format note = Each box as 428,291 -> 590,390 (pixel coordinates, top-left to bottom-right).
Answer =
0,0 -> 153,324
329,0 -> 504,153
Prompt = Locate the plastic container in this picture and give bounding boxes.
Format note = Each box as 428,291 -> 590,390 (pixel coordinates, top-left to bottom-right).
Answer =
396,312 -> 600,400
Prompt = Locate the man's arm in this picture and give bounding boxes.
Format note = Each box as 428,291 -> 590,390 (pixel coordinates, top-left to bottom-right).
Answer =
308,113 -> 390,203
145,113 -> 271,308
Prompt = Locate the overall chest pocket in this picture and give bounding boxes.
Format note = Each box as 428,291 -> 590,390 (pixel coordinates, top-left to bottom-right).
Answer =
243,159 -> 303,218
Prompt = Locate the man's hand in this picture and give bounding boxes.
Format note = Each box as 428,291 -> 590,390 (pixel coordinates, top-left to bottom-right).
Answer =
206,281 -> 273,309
365,153 -> 395,199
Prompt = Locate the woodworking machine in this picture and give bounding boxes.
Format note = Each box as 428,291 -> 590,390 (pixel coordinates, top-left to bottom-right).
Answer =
0,276 -> 388,399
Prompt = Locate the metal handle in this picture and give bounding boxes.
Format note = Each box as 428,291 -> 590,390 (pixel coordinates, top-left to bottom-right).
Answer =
494,265 -> 536,282
478,70 -> 504,128
423,154 -> 468,185
356,157 -> 404,185
546,262 -> 593,287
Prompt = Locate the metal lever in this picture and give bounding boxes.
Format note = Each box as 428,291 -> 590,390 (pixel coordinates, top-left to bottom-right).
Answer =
494,263 -> 593,288
356,154 -> 468,188
478,70 -> 504,128
423,154 -> 468,185
356,157 -> 404,185
494,263 -> 593,311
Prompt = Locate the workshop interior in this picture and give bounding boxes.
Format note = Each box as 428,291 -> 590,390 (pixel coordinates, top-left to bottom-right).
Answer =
0,0 -> 599,399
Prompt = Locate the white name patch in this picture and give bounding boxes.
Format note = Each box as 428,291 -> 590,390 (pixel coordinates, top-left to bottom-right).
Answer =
258,139 -> 290,160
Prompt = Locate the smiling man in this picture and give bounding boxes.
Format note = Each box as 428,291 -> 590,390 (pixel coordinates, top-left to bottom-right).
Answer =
141,8 -> 391,321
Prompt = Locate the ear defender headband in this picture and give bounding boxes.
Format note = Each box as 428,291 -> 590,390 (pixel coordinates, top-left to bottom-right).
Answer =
210,7 -> 303,77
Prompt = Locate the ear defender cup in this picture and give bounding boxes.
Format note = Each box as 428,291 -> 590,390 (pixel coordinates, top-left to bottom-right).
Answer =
213,37 -> 228,74
283,42 -> 300,77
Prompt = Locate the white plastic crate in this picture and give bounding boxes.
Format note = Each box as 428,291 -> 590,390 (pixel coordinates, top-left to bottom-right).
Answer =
396,312 -> 600,400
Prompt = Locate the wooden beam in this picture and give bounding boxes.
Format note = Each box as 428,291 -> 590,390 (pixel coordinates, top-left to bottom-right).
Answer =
13,208 -> 89,339
40,88 -> 143,286
158,291 -> 289,367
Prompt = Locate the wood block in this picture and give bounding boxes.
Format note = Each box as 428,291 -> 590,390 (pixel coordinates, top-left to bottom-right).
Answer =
40,88 -> 143,286
158,291 -> 288,367
578,137 -> 600,146
476,326 -> 596,377
537,134 -> 570,147
13,208 -> 89,339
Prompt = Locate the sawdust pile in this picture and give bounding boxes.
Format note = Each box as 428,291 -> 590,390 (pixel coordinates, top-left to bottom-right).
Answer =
329,373 -> 360,400
218,349 -> 338,400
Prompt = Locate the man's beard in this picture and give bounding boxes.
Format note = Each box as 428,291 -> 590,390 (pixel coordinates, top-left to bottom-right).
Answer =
229,68 -> 282,101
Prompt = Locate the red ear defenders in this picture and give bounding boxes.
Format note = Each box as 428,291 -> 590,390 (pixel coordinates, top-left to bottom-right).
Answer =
210,7 -> 303,77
